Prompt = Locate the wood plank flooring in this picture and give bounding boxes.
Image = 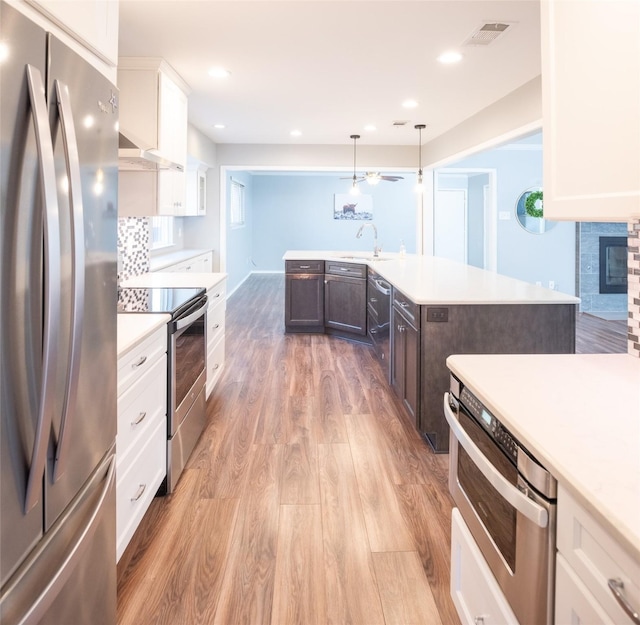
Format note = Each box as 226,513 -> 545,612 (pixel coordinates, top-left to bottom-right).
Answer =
117,274 -> 627,625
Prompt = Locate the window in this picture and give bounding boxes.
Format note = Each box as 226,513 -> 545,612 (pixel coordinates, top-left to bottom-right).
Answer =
150,216 -> 174,250
230,179 -> 245,227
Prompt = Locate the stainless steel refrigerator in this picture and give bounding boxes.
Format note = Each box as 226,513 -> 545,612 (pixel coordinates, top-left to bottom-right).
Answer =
0,3 -> 118,623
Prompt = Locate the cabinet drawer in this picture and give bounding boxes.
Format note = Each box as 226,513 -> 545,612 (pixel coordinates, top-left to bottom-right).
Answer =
325,260 -> 366,279
450,508 -> 519,625
206,335 -> 225,397
118,325 -> 166,396
207,281 -> 226,308
557,485 -> 640,624
556,553 -> 615,624
207,304 -> 225,351
285,260 -> 324,274
393,288 -> 420,329
116,417 -> 166,561
117,353 -> 167,467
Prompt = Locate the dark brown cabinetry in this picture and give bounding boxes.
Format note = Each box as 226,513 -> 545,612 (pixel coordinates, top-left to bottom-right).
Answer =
390,288 -> 420,426
324,260 -> 367,337
284,260 -> 324,333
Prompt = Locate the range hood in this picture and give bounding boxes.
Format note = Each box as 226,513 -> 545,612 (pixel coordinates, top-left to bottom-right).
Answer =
118,131 -> 184,171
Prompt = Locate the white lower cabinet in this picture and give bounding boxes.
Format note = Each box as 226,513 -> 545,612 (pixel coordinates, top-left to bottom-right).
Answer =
206,280 -> 226,398
450,508 -> 519,625
156,251 -> 213,273
116,326 -> 167,561
555,485 -> 640,625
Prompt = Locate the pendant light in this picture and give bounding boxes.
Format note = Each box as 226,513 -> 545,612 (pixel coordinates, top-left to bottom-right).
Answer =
414,124 -> 426,194
349,134 -> 361,195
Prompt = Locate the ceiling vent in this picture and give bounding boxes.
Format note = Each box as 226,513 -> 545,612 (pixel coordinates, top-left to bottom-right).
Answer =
392,120 -> 409,126
463,22 -> 513,47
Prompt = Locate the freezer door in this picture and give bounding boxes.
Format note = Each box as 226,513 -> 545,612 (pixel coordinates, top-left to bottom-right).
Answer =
0,449 -> 116,625
44,34 -> 118,529
0,2 -> 49,587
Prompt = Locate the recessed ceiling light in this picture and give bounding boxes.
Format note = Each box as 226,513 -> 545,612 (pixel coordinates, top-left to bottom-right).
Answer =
0,42 -> 9,63
208,67 -> 231,79
437,51 -> 463,64
402,99 -> 418,109
364,124 -> 377,132
213,124 -> 226,129
290,130 -> 302,137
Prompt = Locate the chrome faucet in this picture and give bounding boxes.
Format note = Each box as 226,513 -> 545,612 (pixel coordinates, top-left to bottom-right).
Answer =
356,222 -> 381,257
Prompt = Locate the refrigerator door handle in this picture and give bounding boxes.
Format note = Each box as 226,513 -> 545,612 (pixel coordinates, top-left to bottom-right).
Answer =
23,64 -> 61,514
51,79 -> 85,482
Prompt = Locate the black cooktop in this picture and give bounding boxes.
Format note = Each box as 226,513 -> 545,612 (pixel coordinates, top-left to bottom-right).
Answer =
117,287 -> 206,317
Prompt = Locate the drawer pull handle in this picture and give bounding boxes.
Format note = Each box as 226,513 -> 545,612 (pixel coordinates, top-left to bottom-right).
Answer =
213,323 -> 220,330
400,302 -> 409,308
213,363 -> 220,370
214,293 -> 221,298
132,411 -> 147,426
370,297 -> 378,303
608,578 -> 640,624
299,265 -> 310,269
474,617 -> 486,625
131,484 -> 146,502
132,356 -> 147,369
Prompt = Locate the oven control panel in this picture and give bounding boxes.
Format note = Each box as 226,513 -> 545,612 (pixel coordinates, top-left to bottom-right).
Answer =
459,384 -> 518,464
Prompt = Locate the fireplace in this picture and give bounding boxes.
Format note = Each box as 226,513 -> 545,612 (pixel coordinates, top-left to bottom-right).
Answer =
599,236 -> 628,294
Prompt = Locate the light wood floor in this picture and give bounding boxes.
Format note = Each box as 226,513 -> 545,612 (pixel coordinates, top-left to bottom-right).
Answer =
117,274 -> 628,625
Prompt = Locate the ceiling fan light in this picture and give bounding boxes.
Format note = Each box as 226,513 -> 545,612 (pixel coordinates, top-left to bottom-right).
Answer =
350,180 -> 361,195
365,173 -> 381,186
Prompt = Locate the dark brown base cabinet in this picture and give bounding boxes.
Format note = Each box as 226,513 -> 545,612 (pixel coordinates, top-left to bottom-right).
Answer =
324,274 -> 367,336
420,303 -> 576,453
390,290 -> 420,426
284,260 -> 324,333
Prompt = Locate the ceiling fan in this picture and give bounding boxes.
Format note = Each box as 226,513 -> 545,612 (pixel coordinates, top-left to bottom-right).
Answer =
341,135 -> 404,192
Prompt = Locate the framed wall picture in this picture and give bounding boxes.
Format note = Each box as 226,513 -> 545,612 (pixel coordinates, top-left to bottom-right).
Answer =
333,194 -> 373,220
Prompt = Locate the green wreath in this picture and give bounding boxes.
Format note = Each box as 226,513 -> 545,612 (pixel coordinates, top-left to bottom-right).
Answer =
525,190 -> 544,218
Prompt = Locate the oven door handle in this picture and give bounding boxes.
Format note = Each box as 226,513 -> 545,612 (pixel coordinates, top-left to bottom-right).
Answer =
444,393 -> 549,529
173,298 -> 207,331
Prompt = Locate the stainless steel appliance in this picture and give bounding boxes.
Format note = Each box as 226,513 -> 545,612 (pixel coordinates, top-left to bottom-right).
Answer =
0,3 -> 118,623
444,377 -> 557,625
118,287 -> 208,493
367,268 -> 391,371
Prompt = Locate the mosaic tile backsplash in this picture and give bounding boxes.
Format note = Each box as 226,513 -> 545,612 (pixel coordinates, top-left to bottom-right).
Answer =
629,220 -> 640,357
117,217 -> 150,283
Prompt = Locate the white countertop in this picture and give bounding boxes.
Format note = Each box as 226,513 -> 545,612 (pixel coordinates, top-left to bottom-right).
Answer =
149,248 -> 212,271
121,271 -> 226,291
117,313 -> 170,357
446,353 -> 640,561
283,251 -> 579,305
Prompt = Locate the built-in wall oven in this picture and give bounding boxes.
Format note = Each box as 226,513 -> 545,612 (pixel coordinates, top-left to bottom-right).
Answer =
118,287 -> 208,493
444,376 -> 557,625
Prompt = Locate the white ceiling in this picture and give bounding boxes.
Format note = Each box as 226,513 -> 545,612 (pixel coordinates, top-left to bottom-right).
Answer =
118,0 -> 541,146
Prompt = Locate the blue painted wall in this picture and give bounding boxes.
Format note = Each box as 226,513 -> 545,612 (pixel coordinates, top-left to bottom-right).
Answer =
449,143 -> 577,295
250,173 -> 417,271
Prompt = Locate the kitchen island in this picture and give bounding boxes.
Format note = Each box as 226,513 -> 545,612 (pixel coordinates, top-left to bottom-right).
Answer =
283,251 -> 580,452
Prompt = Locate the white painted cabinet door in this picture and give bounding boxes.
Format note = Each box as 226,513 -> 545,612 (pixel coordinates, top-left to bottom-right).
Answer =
29,0 -> 118,66
158,72 -> 188,169
541,0 -> 640,221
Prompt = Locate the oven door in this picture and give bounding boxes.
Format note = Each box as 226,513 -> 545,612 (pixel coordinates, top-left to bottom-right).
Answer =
444,393 -> 556,625
169,297 -> 207,436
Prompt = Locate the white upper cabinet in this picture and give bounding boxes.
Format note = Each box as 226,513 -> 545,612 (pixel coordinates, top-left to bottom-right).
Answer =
9,0 -> 117,80
118,58 -> 189,170
541,0 -> 640,221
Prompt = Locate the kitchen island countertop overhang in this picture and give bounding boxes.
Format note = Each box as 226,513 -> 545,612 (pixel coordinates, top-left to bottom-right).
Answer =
282,251 -> 580,306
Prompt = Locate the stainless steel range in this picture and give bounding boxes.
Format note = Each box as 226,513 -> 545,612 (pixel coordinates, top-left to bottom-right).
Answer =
118,287 -> 207,493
